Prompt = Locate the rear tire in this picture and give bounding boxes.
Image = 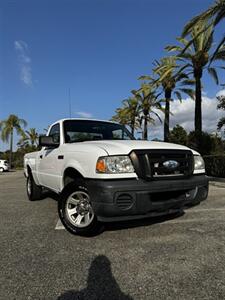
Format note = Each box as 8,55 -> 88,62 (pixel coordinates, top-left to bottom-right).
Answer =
58,181 -> 101,236
26,173 -> 42,201
0,167 -> 4,173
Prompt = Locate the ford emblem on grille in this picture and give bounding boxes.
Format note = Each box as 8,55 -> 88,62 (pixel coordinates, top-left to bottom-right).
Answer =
163,160 -> 179,169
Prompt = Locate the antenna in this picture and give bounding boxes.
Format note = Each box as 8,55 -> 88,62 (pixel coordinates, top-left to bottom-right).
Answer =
68,88 -> 72,118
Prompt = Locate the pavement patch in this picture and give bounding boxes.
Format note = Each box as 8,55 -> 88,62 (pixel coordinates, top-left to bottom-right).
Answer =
55,218 -> 65,230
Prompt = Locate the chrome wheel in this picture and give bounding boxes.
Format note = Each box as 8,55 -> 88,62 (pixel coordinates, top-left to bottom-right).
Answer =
27,177 -> 32,195
0,168 -> 4,173
65,191 -> 94,228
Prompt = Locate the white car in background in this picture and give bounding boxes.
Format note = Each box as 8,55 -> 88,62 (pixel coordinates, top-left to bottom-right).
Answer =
0,160 -> 9,172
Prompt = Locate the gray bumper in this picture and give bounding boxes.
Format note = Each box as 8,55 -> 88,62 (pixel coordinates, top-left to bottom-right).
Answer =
86,175 -> 208,222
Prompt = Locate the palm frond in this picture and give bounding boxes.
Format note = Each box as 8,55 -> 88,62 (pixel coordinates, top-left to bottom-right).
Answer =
178,52 -> 193,61
214,4 -> 225,26
165,45 -> 183,52
176,37 -> 193,51
180,79 -> 196,86
203,26 -> 214,52
210,35 -> 225,63
138,75 -> 153,81
179,88 -> 195,99
182,1 -> 222,36
175,73 -> 189,81
208,67 -> 219,85
174,91 -> 182,102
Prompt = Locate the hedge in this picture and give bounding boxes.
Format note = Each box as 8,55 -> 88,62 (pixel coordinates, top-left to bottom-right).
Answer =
204,155 -> 225,178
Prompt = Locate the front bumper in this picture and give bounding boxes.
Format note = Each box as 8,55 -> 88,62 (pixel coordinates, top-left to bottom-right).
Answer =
86,175 -> 208,222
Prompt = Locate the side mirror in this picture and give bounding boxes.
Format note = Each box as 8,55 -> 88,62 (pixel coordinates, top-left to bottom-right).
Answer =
39,135 -> 59,148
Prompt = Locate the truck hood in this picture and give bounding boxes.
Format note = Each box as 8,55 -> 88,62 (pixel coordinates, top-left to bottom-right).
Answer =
81,140 -> 199,156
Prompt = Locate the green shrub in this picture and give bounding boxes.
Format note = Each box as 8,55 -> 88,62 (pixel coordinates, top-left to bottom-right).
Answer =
168,125 -> 188,146
188,131 -> 224,156
204,155 -> 225,178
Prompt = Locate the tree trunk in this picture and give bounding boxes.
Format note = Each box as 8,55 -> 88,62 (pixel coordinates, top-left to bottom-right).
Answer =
164,89 -> 171,142
131,119 -> 135,137
194,72 -> 202,134
9,130 -> 13,169
143,115 -> 148,140
194,68 -> 203,151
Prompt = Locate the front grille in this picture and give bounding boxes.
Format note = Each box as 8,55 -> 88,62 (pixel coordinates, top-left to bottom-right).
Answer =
130,149 -> 194,180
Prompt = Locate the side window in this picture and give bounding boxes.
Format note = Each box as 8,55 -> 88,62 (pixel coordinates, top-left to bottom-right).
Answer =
112,129 -> 130,140
48,123 -> 60,143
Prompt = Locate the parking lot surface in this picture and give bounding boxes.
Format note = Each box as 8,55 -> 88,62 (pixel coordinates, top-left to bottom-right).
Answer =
1,171 -> 225,300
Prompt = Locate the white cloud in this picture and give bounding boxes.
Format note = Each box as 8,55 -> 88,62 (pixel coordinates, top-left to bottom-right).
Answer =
147,93 -> 225,140
14,40 -> 33,87
75,111 -> 93,118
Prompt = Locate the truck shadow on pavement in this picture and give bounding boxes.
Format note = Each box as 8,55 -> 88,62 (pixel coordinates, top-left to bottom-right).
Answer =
40,190 -> 60,201
104,210 -> 184,233
57,255 -> 133,300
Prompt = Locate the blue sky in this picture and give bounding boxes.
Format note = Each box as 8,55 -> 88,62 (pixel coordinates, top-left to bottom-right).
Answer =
0,0 -> 224,150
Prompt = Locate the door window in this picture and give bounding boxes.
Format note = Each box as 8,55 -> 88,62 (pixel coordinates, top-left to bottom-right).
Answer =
48,123 -> 60,143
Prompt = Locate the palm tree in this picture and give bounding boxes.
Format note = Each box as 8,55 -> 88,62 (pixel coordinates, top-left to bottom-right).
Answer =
182,0 -> 225,61
133,83 -> 163,140
122,97 -> 140,136
25,128 -> 39,146
166,21 -> 225,145
111,97 -> 140,135
150,56 -> 194,142
17,128 -> 39,148
0,115 -> 27,168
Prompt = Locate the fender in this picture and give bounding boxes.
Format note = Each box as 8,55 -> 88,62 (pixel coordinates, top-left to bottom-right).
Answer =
26,163 -> 40,186
60,159 -> 85,191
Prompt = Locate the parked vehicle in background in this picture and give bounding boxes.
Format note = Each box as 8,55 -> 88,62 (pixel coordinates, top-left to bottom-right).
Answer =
0,160 -> 9,172
24,119 -> 209,236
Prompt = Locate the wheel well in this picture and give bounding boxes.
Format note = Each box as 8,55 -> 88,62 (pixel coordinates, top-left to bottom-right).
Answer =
27,165 -> 32,176
63,168 -> 84,187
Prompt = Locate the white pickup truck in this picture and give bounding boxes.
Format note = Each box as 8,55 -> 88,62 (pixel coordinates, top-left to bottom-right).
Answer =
24,118 -> 208,235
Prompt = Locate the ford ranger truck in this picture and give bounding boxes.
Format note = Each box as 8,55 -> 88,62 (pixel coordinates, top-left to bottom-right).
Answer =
24,119 -> 208,235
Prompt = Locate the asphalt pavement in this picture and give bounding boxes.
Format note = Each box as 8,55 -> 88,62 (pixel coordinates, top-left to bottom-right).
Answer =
1,171 -> 225,300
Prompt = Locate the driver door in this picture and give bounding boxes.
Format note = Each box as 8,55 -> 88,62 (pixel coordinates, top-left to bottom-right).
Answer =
37,123 -> 62,192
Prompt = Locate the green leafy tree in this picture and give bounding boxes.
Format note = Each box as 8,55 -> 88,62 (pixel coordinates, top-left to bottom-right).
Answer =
144,56 -> 194,142
0,114 -> 27,168
217,93 -> 225,130
168,125 -> 188,145
166,21 -> 225,146
188,131 -> 224,155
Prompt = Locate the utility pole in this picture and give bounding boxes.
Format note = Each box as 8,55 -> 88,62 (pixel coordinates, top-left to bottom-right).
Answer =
68,88 -> 72,118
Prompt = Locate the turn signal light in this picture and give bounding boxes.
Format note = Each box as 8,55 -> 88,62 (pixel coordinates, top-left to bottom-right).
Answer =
96,159 -> 106,173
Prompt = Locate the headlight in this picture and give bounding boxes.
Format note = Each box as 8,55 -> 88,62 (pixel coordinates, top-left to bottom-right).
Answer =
194,155 -> 205,171
96,156 -> 134,173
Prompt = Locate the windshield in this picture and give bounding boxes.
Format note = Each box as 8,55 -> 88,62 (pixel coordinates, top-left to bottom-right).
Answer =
63,120 -> 135,143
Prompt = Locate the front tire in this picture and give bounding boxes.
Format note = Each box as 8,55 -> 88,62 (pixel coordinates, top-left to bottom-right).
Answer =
58,181 -> 100,236
0,167 -> 4,173
26,174 -> 42,201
